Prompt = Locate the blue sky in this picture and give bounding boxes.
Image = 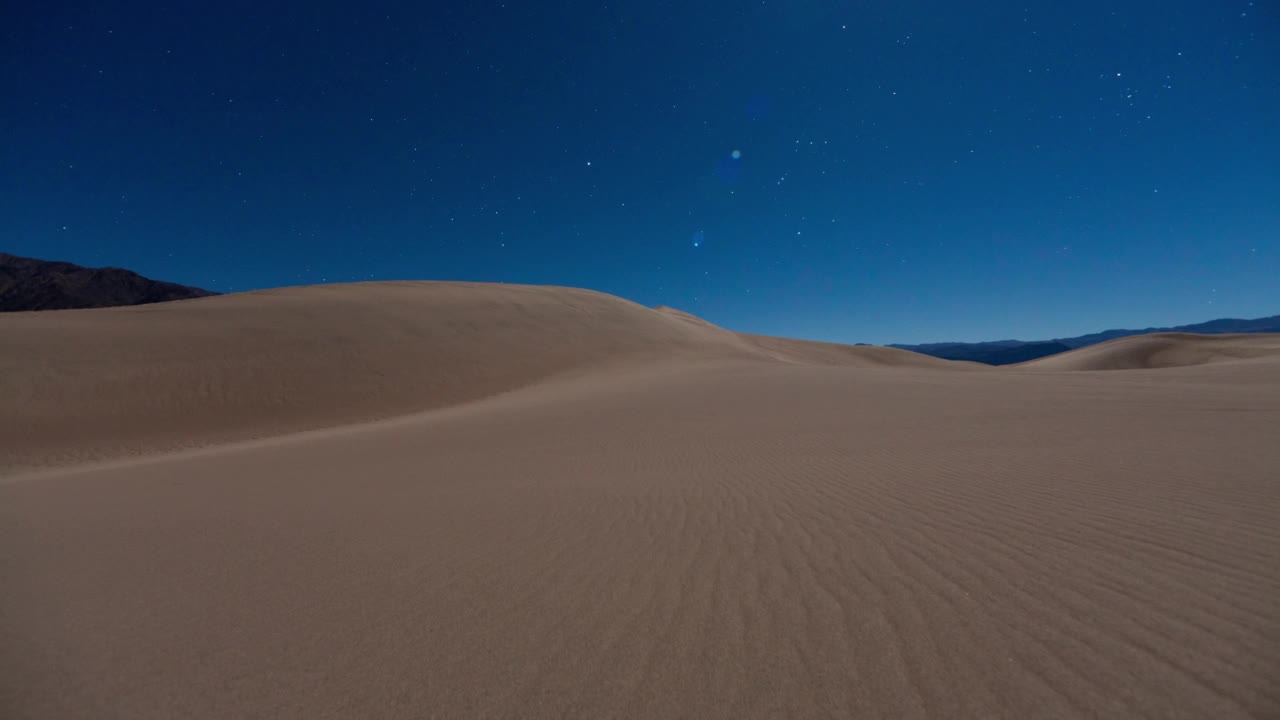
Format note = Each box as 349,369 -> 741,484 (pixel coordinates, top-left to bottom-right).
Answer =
3,0 -> 1276,343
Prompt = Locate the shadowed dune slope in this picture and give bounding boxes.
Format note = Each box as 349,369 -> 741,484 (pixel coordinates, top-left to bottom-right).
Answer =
0,281 -> 954,471
1018,331 -> 1280,371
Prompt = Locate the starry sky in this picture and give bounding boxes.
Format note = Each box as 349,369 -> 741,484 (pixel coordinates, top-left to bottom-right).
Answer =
3,1 -> 1276,344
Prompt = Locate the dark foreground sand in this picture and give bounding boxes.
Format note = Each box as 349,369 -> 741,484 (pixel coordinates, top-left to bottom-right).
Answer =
2,283 -> 1278,719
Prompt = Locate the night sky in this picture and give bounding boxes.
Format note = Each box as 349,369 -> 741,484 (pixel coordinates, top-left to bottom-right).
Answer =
3,1 -> 1276,344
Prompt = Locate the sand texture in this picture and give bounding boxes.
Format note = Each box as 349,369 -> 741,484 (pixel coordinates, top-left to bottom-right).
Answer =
3,282 -> 1278,719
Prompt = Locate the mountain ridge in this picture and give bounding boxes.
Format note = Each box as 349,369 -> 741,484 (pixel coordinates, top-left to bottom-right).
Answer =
892,314 -> 1280,365
0,252 -> 217,311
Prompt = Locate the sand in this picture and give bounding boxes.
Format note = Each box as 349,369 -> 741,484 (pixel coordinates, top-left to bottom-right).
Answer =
2,282 -> 1278,719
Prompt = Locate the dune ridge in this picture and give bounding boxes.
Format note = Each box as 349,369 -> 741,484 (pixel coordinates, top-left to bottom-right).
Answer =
3,282 -> 1279,719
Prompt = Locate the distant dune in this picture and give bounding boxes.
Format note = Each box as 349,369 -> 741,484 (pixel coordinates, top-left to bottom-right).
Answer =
3,282 -> 1279,720
1018,331 -> 1280,371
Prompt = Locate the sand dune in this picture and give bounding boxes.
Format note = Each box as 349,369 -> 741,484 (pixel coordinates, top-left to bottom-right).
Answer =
1018,331 -> 1280,371
0,282 -> 963,472
2,282 -> 744,471
3,283 -> 1279,719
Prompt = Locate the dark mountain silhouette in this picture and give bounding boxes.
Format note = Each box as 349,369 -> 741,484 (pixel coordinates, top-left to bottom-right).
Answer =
0,252 -> 217,312
894,315 -> 1280,365
1052,316 -> 1280,349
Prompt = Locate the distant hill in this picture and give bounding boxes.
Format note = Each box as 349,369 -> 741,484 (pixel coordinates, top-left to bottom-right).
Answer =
1052,316 -> 1280,349
0,252 -> 217,311
893,315 -> 1280,365
1018,332 -> 1280,371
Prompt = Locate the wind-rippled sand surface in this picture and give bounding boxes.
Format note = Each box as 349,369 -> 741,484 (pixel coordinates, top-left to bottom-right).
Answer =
3,283 -> 1278,719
